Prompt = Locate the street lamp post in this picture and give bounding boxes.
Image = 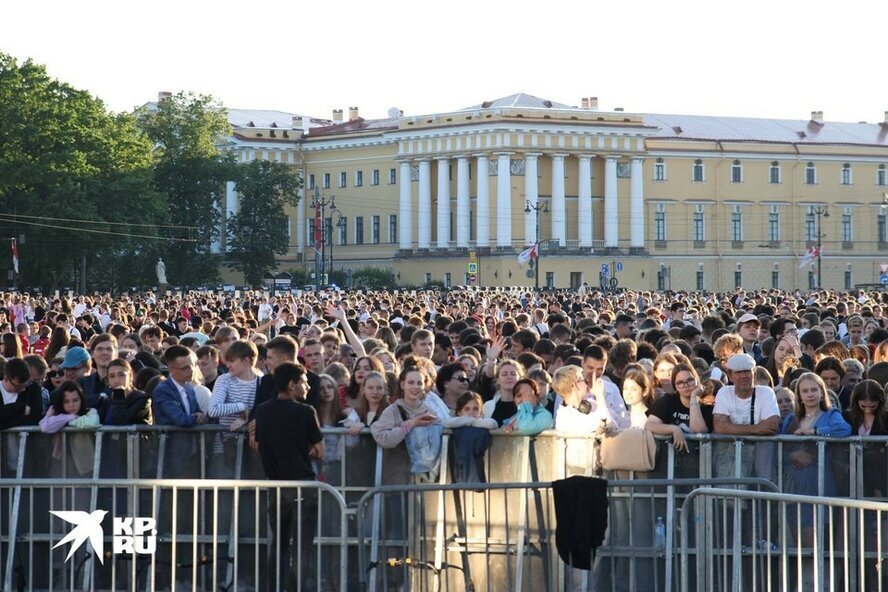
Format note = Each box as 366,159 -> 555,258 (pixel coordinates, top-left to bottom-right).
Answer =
329,206 -> 344,286
524,199 -> 549,290
311,187 -> 336,287
814,205 -> 829,289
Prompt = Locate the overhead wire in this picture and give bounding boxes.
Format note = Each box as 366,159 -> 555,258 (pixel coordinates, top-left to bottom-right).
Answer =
0,213 -> 196,230
0,216 -> 195,242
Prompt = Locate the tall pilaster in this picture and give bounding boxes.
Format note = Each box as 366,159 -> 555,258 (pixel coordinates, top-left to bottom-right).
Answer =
418,159 -> 432,249
456,157 -> 470,248
630,157 -> 645,249
578,155 -> 593,247
436,158 -> 451,249
551,154 -> 567,246
476,154 -> 490,247
399,161 -> 412,250
604,157 -> 619,248
496,153 -> 512,248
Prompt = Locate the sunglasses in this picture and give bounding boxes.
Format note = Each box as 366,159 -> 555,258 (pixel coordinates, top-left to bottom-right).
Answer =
47,371 -> 63,379
453,376 -> 469,383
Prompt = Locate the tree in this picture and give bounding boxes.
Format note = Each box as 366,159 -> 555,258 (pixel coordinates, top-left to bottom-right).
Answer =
136,92 -> 234,287
0,53 -> 165,291
227,160 -> 301,286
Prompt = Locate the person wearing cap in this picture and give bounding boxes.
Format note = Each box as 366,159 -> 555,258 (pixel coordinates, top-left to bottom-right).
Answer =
60,346 -> 93,383
736,313 -> 763,363
713,353 -> 780,477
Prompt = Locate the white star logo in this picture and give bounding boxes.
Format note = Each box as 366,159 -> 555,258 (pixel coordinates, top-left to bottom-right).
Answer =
50,510 -> 108,564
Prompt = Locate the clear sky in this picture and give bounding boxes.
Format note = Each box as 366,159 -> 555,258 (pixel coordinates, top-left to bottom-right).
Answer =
4,0 -> 886,124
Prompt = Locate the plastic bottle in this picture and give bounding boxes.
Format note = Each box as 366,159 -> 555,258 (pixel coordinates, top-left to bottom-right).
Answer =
655,516 -> 666,548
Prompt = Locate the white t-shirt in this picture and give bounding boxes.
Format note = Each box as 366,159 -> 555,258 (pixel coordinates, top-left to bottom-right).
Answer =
713,385 -> 779,426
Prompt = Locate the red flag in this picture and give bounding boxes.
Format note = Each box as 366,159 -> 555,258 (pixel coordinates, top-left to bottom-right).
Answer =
11,238 -> 18,274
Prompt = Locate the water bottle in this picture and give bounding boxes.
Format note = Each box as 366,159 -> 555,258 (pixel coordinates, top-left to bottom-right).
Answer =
655,516 -> 666,548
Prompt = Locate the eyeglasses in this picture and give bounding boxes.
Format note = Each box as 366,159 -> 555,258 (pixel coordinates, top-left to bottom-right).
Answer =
675,378 -> 698,389
453,376 -> 469,383
47,371 -> 62,379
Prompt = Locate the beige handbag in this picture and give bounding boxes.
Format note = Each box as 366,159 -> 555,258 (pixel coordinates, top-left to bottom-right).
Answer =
599,428 -> 657,472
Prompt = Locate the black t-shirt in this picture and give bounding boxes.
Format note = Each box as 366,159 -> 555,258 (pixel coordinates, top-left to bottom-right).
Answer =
647,394 -> 714,433
255,398 -> 322,480
492,400 -> 517,427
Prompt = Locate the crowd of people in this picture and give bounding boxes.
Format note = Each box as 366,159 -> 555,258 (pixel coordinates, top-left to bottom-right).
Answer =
4,286 -> 888,584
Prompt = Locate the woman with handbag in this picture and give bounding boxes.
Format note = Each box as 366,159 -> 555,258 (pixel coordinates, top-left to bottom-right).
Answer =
644,362 -> 713,478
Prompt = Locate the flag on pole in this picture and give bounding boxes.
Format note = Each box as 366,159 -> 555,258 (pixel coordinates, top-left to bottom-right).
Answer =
517,243 -> 538,267
11,238 -> 18,274
799,245 -> 820,269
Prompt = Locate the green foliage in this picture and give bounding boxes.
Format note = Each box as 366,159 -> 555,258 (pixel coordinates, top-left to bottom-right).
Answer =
136,91 -> 234,286
227,160 -> 301,286
0,53 -> 164,291
350,267 -> 397,290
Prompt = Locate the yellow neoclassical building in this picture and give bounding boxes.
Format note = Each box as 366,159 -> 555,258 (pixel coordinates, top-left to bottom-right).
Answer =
217,93 -> 888,291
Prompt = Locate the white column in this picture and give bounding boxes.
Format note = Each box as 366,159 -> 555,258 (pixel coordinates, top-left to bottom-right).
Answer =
296,173 -> 306,252
223,181 -> 236,252
399,161 -> 413,250
418,159 -> 432,249
605,156 -> 619,248
523,153 -> 540,244
496,153 -> 512,247
630,157 -> 645,248
578,155 -> 593,247
551,154 -> 567,246
476,154 -> 490,247
436,158 -> 451,249
456,157 -> 470,248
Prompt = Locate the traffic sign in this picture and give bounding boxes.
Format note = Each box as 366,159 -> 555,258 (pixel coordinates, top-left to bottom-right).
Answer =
470,274 -> 477,283
881,263 -> 888,274
469,251 -> 477,261
616,262 -> 624,272
609,277 -> 619,289
881,275 -> 888,285
601,263 -> 610,275
468,262 -> 478,274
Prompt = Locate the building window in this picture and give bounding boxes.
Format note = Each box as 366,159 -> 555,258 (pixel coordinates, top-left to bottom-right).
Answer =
769,209 -> 780,242
841,163 -> 852,185
389,214 -> 398,244
323,173 -> 331,189
308,174 -> 315,190
805,208 -> 816,242
654,205 -> 666,241
657,267 -> 666,291
845,269 -> 852,290
355,216 -> 364,245
808,271 -> 816,290
371,169 -> 379,186
730,206 -> 743,242
388,168 -> 397,184
878,164 -> 887,187
693,209 -> 704,241
654,157 -> 666,181
424,272 -> 432,284
355,170 -> 364,187
879,213 -> 887,243
696,271 -> 704,291
805,162 -> 816,185
339,172 -> 347,188
731,160 -> 742,183
444,272 -> 451,288
372,215 -> 380,244
769,161 -> 781,184
842,210 -> 853,243
772,270 -> 779,289
734,271 -> 742,288
324,218 -> 332,246
545,271 -> 555,289
338,217 -> 348,245
692,159 -> 704,182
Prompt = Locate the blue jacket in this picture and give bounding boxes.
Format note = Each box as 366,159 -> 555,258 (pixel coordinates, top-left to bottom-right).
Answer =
780,408 -> 852,437
152,380 -> 200,427
508,402 -> 554,436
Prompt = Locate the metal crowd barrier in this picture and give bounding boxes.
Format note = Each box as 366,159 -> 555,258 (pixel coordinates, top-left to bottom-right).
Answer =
4,427 -> 888,590
0,478 -> 348,592
680,488 -> 888,592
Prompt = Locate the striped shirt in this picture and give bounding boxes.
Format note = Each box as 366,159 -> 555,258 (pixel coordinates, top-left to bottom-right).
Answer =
208,372 -> 260,434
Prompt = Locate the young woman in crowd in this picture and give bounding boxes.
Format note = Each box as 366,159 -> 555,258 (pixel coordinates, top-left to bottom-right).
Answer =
502,378 -> 553,435
342,355 -> 385,412
104,358 -> 152,425
482,359 -> 526,426
39,381 -> 100,477
620,364 -> 656,428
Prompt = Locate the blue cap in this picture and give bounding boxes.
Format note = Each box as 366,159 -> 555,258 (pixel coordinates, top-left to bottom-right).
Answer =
60,346 -> 91,369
